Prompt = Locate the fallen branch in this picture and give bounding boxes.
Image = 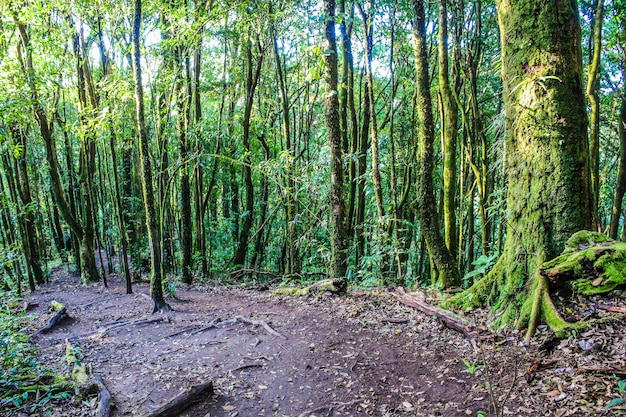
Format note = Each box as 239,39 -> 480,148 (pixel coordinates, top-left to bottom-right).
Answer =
100,316 -> 167,336
597,304 -> 626,314
298,399 -> 362,417
393,287 -> 477,342
381,317 -> 408,324
230,363 -> 264,372
93,374 -> 113,417
142,381 -> 214,417
235,315 -> 287,340
580,366 -> 626,377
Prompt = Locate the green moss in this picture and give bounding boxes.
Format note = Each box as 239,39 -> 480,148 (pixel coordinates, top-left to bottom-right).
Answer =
563,230 -> 612,252
273,286 -> 310,296
543,240 -> 626,295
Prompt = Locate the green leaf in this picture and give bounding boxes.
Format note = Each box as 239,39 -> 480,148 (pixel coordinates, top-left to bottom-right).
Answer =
605,398 -> 626,409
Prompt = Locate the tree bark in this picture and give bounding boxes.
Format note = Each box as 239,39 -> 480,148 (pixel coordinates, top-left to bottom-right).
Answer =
232,37 -> 263,267
132,0 -> 169,312
323,0 -> 348,283
438,0 -> 459,265
610,76 -> 626,239
448,0 -> 593,330
411,0 -> 460,288
586,0 -> 604,230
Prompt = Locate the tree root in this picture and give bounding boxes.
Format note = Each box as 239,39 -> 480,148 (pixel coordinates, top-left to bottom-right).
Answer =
93,374 -> 113,417
520,253 -> 572,341
33,301 -> 69,336
142,381 -> 214,417
234,315 -> 287,340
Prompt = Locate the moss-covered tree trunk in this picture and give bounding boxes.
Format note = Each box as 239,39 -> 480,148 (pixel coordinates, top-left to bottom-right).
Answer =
586,0 -> 604,230
438,0 -> 459,265
411,0 -> 460,288
448,0 -> 592,332
323,0 -> 348,283
132,0 -> 169,312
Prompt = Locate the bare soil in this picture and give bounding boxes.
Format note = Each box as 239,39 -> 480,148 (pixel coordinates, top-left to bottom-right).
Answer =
24,269 -> 626,417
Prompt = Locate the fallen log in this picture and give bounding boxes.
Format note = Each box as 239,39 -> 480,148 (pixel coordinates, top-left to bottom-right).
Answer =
393,287 -> 477,342
143,381 -> 214,417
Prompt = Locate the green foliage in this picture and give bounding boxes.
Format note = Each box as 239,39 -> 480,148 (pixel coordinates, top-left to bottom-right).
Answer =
460,358 -> 484,374
462,253 -> 499,288
0,291 -> 73,415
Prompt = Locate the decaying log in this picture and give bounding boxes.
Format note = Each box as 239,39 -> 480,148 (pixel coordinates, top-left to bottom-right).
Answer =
34,301 -> 69,335
93,374 -> 113,417
143,381 -> 214,417
393,287 -> 477,342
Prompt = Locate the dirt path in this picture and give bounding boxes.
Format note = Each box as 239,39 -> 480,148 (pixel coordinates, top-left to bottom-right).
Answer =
26,270 -> 608,416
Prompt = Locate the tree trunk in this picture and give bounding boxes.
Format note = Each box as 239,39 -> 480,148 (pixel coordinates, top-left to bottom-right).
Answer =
270,14 -> 300,275
411,0 -> 459,288
449,0 -> 592,333
232,38 -> 263,267
132,0 -> 169,312
610,78 -> 626,239
586,0 -> 604,230
176,45 -> 193,284
438,0 -> 459,265
323,0 -> 348,283
358,2 -> 384,223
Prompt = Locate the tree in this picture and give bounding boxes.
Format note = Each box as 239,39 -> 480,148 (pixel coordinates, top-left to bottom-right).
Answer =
411,0 -> 460,288
12,11 -> 101,285
323,0 -> 348,284
438,0 -> 460,265
449,0 -> 593,336
587,0 -> 604,229
132,0 -> 170,312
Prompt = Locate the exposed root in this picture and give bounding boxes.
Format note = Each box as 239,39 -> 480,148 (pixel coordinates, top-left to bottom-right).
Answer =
143,381 -> 214,417
93,374 -> 113,417
235,315 -> 287,340
33,301 -> 69,336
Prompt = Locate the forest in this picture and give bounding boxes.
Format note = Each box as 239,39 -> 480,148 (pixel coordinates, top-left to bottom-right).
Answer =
1,0 -> 626,416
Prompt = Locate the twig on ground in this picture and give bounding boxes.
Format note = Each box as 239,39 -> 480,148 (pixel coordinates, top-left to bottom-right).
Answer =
230,363 -> 265,372
580,366 -> 626,376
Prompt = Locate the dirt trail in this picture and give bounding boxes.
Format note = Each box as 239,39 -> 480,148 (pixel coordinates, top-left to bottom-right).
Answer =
28,271 -> 550,416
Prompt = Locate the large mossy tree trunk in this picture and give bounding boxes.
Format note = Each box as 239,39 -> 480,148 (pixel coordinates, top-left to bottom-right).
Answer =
447,0 -> 592,332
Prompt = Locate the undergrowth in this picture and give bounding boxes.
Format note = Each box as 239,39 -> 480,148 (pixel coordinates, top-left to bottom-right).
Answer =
0,290 -> 73,415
